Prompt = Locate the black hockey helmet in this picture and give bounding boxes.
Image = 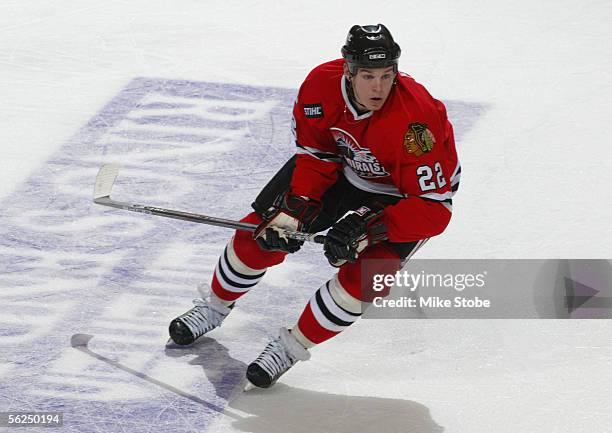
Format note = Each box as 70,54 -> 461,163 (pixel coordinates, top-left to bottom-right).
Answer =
341,24 -> 401,74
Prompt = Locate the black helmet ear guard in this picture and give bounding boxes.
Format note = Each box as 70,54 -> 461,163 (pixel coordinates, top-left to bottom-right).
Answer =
341,24 -> 401,75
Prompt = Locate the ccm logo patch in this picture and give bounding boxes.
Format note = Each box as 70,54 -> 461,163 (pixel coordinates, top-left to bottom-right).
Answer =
303,103 -> 324,118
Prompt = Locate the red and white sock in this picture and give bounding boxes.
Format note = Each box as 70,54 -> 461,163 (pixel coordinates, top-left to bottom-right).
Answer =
292,274 -> 363,348
292,243 -> 402,348
210,212 -> 287,304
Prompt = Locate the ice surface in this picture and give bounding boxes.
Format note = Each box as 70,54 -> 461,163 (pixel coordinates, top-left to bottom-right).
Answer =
1,1 -> 611,432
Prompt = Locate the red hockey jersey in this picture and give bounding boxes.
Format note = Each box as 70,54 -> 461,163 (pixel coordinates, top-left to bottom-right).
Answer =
290,59 -> 460,243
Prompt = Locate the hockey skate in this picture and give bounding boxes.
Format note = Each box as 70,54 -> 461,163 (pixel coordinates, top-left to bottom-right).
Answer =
245,328 -> 311,389
168,297 -> 233,345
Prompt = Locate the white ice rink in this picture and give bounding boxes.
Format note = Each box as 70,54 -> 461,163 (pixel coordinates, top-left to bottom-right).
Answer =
1,1 -> 611,432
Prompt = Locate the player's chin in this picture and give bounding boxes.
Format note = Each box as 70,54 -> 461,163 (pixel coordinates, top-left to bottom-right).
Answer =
367,98 -> 385,110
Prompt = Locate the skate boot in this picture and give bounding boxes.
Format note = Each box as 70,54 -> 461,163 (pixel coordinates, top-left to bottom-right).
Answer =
246,328 -> 311,389
168,297 -> 233,345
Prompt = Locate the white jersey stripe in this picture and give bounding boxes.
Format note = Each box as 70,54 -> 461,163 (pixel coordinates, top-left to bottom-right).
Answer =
343,166 -> 403,197
451,161 -> 461,183
419,191 -> 453,201
296,146 -> 341,163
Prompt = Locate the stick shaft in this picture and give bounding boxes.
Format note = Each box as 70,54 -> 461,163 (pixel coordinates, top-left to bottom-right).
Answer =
94,197 -> 326,244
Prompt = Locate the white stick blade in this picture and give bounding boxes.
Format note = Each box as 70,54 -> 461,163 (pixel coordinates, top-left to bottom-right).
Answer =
93,164 -> 120,200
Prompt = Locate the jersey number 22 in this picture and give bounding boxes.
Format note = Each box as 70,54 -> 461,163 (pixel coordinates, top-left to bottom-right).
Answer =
417,162 -> 447,192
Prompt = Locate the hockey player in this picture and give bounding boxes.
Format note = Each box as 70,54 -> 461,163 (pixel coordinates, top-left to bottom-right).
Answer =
168,24 -> 460,389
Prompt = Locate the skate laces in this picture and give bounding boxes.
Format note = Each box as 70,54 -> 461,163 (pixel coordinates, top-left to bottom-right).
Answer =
178,298 -> 228,338
253,337 -> 296,379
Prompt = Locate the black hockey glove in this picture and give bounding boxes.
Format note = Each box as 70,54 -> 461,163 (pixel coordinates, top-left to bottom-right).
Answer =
254,192 -> 322,253
323,206 -> 388,267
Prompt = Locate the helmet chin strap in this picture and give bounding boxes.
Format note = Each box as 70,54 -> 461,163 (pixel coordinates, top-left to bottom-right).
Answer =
345,74 -> 370,114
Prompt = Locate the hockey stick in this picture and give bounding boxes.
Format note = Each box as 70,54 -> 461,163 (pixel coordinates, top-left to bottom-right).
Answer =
93,164 -> 326,244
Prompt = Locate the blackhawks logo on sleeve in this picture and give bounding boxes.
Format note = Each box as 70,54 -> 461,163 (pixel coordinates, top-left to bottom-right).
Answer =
404,123 -> 435,157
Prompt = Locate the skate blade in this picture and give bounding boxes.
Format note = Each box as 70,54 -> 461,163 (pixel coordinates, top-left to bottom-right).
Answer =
165,338 -> 187,349
243,380 -> 258,392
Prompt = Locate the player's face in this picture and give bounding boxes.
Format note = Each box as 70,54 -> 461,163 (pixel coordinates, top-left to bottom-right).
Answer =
346,65 -> 396,111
